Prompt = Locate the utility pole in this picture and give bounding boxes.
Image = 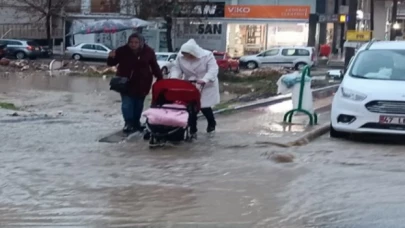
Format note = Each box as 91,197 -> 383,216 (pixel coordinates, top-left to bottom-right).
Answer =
344,0 -> 358,67
390,0 -> 398,40
370,0 -> 374,32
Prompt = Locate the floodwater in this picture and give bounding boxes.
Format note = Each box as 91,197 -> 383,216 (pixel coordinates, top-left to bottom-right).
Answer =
1,73 -> 405,227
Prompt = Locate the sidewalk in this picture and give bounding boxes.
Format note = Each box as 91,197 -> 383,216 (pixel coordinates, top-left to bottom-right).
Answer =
213,96 -> 332,147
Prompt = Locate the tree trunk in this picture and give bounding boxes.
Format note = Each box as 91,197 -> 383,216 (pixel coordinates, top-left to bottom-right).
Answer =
46,0 -> 52,47
165,16 -> 173,52
45,14 -> 52,47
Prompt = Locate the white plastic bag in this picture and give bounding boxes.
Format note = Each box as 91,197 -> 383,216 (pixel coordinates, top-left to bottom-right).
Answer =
292,80 -> 313,114
277,71 -> 301,95
277,71 -> 313,114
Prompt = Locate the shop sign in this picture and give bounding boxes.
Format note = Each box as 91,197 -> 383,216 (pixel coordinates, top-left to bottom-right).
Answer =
319,14 -> 339,23
174,22 -> 227,51
224,5 -> 310,19
175,2 -> 225,18
346,30 -> 372,42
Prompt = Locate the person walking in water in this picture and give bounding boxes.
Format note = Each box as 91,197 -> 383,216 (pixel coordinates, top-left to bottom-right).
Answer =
107,33 -> 163,133
169,39 -> 220,136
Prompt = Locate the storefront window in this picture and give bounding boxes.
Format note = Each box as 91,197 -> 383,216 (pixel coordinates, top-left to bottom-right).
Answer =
226,22 -> 308,57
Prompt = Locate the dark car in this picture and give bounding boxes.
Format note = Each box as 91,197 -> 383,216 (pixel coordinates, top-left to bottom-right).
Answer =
0,39 -> 42,59
40,46 -> 53,57
0,44 -> 7,59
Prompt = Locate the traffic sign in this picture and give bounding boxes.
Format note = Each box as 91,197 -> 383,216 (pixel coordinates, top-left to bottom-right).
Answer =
346,30 -> 372,42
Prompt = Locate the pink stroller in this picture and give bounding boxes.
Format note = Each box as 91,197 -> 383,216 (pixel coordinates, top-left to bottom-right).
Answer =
142,79 -> 202,147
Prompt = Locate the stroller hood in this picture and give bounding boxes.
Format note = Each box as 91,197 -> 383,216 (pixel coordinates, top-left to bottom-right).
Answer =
151,79 -> 201,110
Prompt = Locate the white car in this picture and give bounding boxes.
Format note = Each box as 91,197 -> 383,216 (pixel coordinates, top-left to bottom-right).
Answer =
65,43 -> 112,60
155,52 -> 177,75
238,46 -> 316,70
331,40 -> 405,138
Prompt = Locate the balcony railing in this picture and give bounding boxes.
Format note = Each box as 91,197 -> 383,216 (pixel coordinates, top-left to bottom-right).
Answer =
0,24 -> 63,39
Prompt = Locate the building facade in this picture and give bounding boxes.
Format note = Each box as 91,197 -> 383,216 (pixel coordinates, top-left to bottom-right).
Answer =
172,0 -> 316,56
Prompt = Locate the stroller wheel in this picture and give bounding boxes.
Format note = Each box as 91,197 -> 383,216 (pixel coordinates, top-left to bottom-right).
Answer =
149,136 -> 157,148
186,133 -> 196,142
143,131 -> 151,140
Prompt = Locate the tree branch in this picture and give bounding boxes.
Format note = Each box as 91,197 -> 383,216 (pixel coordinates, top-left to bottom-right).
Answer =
15,0 -> 48,15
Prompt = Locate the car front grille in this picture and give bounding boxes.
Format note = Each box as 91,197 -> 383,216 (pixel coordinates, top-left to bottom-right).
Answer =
361,123 -> 405,130
365,100 -> 405,114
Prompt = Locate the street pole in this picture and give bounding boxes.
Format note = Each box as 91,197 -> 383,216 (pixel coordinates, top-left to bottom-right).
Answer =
370,0 -> 374,32
344,0 -> 358,67
390,0 -> 398,40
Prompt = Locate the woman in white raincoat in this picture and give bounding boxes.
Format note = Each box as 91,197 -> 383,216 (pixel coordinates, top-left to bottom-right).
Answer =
169,39 -> 220,136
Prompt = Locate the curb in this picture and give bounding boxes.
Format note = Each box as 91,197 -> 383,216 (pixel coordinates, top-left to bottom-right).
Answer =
287,122 -> 331,147
254,122 -> 331,148
198,84 -> 339,118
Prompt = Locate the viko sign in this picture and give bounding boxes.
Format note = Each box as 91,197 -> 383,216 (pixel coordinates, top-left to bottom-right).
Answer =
175,2 -> 225,18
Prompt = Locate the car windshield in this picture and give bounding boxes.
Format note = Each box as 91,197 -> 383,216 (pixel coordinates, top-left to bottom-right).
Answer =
350,49 -> 405,81
156,54 -> 169,61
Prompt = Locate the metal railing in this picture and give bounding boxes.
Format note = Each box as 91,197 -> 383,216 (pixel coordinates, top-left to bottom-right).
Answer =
0,25 -> 63,39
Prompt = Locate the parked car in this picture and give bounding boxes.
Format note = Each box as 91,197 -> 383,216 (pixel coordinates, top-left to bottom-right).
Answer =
0,39 -> 42,59
238,46 -> 317,70
40,46 -> 53,57
330,40 -> 405,138
65,43 -> 112,60
155,52 -> 177,75
0,44 -> 7,59
213,51 -> 239,72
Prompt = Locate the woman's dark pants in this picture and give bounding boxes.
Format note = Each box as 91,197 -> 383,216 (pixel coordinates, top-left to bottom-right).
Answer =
189,107 -> 216,133
121,94 -> 145,130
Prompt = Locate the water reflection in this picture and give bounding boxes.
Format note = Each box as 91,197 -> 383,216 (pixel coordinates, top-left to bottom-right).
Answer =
0,73 -> 109,93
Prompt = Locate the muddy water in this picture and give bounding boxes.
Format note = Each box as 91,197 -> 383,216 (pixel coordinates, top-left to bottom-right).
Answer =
2,73 -> 405,227
0,72 -> 110,93
0,73 -> 306,227
275,135 -> 405,228
0,104 -> 305,227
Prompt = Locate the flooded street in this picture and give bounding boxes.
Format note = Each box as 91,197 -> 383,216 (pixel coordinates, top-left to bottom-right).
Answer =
1,74 -> 405,227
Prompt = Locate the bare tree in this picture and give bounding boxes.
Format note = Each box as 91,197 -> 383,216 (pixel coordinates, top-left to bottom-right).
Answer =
123,0 -> 200,52
12,0 -> 70,47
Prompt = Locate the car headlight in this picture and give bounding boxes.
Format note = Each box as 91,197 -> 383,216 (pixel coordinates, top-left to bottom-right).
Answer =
341,87 -> 367,101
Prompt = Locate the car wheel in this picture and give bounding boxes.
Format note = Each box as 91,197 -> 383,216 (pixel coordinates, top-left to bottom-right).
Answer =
330,124 -> 349,138
295,62 -> 307,70
15,52 -> 26,59
246,61 -> 258,69
72,54 -> 82,60
162,67 -> 168,75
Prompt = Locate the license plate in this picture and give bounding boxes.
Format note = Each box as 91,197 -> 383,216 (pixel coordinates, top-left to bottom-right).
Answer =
379,115 -> 405,124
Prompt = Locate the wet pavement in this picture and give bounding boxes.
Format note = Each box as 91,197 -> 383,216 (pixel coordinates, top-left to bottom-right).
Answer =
1,74 -> 405,227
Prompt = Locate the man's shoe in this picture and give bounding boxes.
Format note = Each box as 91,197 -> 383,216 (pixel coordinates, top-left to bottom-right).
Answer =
123,125 -> 135,134
206,124 -> 216,133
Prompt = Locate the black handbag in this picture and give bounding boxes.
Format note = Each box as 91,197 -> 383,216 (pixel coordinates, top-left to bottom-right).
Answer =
109,76 -> 129,94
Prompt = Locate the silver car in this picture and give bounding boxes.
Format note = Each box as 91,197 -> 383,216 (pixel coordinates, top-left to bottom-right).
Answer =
0,39 -> 42,59
65,43 -> 112,60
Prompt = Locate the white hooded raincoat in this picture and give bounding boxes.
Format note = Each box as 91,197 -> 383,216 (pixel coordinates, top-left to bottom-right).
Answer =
169,39 -> 220,108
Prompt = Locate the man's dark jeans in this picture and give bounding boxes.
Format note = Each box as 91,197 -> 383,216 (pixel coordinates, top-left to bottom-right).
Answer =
121,94 -> 145,129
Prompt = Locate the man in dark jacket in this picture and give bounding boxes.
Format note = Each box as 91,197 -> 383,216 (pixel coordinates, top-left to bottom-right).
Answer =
107,33 -> 163,133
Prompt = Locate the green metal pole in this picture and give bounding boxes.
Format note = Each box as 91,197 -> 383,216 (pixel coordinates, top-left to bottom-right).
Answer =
297,67 -> 308,110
